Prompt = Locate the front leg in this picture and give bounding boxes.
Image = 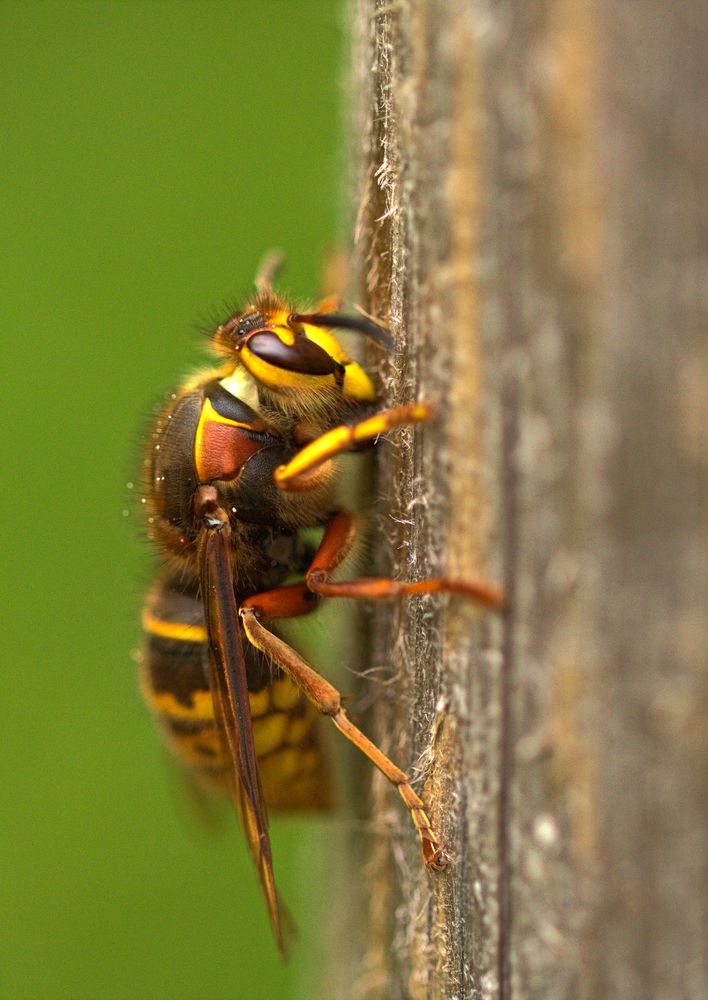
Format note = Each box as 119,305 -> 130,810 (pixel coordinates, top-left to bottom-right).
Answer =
274,404 -> 431,491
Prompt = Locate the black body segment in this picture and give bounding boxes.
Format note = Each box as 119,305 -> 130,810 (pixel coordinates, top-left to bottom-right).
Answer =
148,389 -> 202,537
203,378 -> 262,424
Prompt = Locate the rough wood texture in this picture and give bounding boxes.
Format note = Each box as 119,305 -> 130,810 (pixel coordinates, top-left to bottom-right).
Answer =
346,1 -> 705,998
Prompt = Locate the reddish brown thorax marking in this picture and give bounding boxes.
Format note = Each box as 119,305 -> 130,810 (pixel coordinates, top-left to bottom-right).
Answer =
197,420 -> 265,482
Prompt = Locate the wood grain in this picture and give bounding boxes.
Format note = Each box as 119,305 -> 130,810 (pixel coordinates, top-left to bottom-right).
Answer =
345,1 -> 706,998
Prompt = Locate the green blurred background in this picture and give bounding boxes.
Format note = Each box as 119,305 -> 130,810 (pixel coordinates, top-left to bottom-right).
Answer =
1,2 -> 351,997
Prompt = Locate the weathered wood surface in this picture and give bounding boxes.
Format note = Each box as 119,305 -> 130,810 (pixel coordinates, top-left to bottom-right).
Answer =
344,1 -> 706,998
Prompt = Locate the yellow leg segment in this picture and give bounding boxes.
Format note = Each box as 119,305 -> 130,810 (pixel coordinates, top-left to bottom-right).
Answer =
274,403 -> 431,491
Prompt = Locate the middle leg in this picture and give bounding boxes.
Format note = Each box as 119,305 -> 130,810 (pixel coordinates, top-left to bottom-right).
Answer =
243,510 -> 503,620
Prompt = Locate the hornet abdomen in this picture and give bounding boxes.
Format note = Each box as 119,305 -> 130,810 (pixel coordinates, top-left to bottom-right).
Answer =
141,572 -> 331,809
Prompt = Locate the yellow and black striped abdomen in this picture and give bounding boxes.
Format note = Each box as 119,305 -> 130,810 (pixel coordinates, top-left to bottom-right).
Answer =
141,573 -> 331,809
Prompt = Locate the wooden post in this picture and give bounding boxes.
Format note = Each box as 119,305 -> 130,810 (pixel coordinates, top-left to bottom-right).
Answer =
346,2 -> 705,998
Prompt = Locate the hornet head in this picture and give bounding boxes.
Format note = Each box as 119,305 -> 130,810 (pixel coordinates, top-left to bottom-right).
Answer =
212,293 -> 392,407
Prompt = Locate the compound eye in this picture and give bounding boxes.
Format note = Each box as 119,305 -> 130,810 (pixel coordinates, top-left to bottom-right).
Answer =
245,330 -> 339,376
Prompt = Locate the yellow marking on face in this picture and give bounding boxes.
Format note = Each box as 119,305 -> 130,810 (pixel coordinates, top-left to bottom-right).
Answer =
239,345 -> 338,392
271,678 -> 301,711
229,315 -> 376,401
147,688 -> 216,722
142,613 -> 207,644
305,324 -> 376,403
271,320 -> 296,345
286,715 -> 313,747
303,325 -> 375,401
252,712 -> 289,757
302,325 -> 348,364
342,362 -> 376,401
248,688 -> 271,718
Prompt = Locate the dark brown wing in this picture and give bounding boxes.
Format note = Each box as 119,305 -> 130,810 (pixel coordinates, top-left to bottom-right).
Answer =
199,515 -> 292,958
